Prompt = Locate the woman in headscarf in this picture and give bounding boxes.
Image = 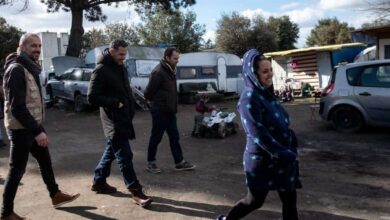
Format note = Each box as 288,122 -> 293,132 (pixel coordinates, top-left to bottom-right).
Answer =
217,49 -> 302,220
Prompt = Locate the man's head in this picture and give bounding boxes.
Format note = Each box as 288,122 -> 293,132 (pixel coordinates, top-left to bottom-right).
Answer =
108,40 -> 128,65
163,47 -> 180,68
18,33 -> 41,61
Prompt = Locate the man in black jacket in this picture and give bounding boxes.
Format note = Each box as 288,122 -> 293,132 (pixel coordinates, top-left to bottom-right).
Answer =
88,40 -> 152,207
144,47 -> 196,174
1,33 -> 80,220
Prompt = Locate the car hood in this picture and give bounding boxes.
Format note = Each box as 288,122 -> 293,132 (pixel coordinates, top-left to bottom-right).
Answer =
52,56 -> 85,76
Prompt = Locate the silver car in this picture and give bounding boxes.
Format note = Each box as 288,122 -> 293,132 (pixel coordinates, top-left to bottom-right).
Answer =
47,68 -> 93,112
320,60 -> 390,132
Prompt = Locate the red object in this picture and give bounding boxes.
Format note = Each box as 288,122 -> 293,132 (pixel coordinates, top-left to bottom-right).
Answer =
291,61 -> 298,69
195,100 -> 213,113
321,83 -> 335,97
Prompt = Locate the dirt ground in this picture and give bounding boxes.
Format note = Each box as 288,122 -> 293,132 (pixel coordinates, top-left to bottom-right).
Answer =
0,99 -> 389,220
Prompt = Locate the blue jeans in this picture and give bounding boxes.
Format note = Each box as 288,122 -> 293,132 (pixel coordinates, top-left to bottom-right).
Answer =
93,136 -> 140,189
147,111 -> 184,164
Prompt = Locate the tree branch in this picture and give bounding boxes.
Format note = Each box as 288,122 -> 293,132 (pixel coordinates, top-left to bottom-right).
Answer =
55,0 -> 69,6
88,0 -> 127,8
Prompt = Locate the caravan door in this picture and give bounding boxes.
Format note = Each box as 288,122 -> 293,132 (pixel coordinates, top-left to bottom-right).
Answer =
217,57 -> 227,91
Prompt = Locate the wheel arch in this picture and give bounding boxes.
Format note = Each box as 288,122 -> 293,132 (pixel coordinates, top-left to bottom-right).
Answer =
328,103 -> 366,124
328,104 -> 365,126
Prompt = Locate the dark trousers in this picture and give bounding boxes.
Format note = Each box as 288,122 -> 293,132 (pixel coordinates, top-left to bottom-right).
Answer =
93,136 -> 140,189
1,129 -> 59,217
147,111 -> 184,164
226,188 -> 298,220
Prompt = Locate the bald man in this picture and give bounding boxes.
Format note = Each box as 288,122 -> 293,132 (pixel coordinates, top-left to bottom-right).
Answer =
1,33 -> 79,220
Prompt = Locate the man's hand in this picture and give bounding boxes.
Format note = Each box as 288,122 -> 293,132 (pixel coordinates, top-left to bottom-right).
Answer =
118,102 -> 124,108
35,132 -> 49,147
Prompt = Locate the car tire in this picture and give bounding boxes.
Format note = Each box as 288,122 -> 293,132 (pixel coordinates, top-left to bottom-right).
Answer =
331,106 -> 363,133
74,94 -> 86,113
46,85 -> 59,104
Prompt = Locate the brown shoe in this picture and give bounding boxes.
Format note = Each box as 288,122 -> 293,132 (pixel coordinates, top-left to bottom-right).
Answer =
129,187 -> 152,208
0,212 -> 28,220
52,191 -> 80,208
91,182 -> 117,194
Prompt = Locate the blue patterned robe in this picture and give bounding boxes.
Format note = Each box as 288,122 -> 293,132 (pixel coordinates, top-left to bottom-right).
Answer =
239,49 -> 302,192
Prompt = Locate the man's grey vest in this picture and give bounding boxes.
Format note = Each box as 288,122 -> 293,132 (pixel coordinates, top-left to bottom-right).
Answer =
4,63 -> 44,129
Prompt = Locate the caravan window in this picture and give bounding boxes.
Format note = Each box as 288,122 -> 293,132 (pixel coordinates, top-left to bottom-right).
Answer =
202,67 -> 216,75
227,65 -> 242,78
179,68 -> 197,79
136,60 -> 160,77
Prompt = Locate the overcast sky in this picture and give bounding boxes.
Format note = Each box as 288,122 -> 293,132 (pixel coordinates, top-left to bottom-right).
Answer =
0,0 -> 376,48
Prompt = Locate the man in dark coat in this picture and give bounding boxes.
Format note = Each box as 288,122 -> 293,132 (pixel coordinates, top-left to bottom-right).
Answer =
1,33 -> 80,220
88,40 -> 152,207
144,47 -> 195,174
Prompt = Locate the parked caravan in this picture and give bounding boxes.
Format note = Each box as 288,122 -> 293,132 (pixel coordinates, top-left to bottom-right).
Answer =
127,51 -> 244,103
176,52 -> 243,96
84,47 -> 244,103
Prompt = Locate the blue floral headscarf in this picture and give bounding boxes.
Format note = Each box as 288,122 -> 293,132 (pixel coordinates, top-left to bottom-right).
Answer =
242,49 -> 266,91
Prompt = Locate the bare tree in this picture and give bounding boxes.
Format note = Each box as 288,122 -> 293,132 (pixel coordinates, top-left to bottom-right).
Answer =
365,0 -> 390,19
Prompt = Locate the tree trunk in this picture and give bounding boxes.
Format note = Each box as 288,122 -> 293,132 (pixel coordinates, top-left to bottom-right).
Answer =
66,8 -> 84,57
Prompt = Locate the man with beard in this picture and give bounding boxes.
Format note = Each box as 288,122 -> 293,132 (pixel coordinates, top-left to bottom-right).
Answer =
88,40 -> 152,207
1,33 -> 80,220
144,47 -> 196,174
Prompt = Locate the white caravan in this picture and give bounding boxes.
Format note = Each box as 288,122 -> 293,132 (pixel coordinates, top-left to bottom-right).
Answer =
176,52 -> 243,95
85,48 -> 244,103
127,51 -> 244,103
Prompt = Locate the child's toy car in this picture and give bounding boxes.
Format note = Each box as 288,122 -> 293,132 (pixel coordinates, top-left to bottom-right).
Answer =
192,108 -> 239,138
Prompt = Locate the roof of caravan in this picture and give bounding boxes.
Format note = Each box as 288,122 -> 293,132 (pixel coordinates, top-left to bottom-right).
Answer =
85,45 -> 165,64
264,42 -> 366,57
178,52 -> 242,66
353,24 -> 390,36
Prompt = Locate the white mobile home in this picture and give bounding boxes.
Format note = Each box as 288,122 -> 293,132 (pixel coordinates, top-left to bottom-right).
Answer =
127,51 -> 244,97
85,48 -> 243,102
176,52 -> 243,95
352,25 -> 390,60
